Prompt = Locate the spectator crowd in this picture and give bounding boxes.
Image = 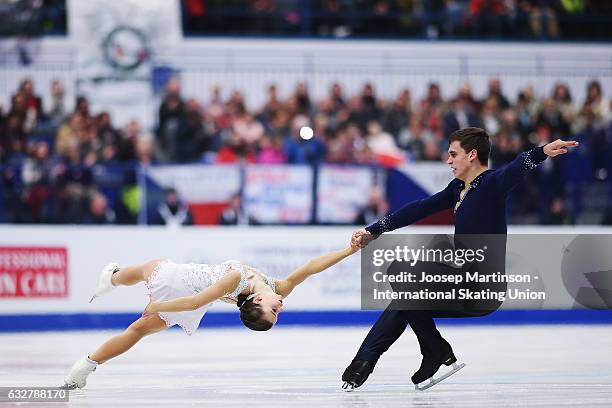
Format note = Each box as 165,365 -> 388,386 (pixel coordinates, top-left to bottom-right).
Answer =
1,75 -> 610,225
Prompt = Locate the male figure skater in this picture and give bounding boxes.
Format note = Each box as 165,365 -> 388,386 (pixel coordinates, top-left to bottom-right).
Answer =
342,127 -> 578,390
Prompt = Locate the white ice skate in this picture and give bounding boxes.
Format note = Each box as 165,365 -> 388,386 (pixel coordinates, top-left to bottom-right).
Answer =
89,262 -> 120,303
414,361 -> 466,391
60,356 -> 98,390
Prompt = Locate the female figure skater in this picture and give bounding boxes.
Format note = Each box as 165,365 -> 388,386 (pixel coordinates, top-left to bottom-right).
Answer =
61,245 -> 358,389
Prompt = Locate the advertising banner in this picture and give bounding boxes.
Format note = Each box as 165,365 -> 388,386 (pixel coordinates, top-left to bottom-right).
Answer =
244,165 -> 313,224
317,166 -> 375,224
0,247 -> 68,298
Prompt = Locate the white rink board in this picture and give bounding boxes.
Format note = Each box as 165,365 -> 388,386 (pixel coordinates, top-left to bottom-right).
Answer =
0,226 -> 361,314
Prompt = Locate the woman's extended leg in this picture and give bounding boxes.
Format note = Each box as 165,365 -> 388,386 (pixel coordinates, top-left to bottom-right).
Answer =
91,259 -> 166,302
111,259 -> 165,287
62,314 -> 168,389
89,314 -> 168,364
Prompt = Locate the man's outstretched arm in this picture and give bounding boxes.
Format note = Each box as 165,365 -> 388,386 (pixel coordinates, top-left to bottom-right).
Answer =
352,180 -> 459,247
492,139 -> 578,193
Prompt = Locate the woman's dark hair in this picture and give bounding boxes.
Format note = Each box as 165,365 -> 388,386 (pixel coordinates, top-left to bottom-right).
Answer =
237,293 -> 274,331
448,127 -> 491,165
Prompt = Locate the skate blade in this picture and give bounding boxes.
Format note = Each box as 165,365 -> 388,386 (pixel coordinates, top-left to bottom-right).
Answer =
415,362 -> 466,391
341,382 -> 356,392
59,382 -> 77,390
89,295 -> 96,303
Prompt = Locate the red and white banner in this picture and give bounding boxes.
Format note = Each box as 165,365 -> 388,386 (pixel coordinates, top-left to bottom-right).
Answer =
0,247 -> 69,298
147,164 -> 241,224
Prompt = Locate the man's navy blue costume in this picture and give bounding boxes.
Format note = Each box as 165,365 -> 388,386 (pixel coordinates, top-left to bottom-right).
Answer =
348,146 -> 549,375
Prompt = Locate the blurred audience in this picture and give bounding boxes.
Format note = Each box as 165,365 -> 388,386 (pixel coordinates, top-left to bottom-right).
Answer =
0,75 -> 610,225
151,187 -> 194,227
218,193 -> 251,225
354,186 -> 389,225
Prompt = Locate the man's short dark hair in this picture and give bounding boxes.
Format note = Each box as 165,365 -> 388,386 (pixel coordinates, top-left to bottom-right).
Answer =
448,127 -> 491,165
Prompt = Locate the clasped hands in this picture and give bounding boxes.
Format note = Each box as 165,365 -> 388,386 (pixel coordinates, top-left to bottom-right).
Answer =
351,228 -> 377,249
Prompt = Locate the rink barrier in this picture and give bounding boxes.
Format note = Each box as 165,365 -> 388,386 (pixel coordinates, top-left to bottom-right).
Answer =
2,226 -> 612,322
0,310 -> 610,332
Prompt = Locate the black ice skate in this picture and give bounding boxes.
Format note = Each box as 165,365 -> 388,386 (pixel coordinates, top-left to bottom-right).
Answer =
341,360 -> 375,392
411,352 -> 465,391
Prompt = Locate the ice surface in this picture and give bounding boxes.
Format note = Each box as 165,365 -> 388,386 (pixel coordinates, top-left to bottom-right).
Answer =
1,325 -> 611,407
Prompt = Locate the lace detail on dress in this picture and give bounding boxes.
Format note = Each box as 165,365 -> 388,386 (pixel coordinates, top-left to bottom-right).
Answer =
157,311 -> 190,334
144,260 -> 275,335
145,260 -> 200,335
144,260 -> 170,296
264,275 -> 276,293
180,263 -> 232,296
226,266 -> 251,299
183,261 -> 276,303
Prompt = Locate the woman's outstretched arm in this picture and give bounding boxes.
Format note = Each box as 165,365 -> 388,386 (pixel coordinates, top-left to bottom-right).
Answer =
275,246 -> 359,297
144,269 -> 241,314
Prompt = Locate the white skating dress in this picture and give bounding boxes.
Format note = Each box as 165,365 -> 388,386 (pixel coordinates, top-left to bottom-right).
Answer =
145,260 -> 277,335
